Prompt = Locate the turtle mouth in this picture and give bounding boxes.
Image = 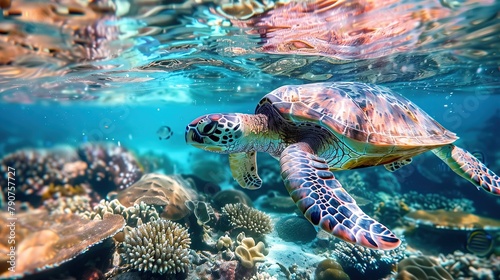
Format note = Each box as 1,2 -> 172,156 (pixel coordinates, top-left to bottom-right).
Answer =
186,127 -> 204,144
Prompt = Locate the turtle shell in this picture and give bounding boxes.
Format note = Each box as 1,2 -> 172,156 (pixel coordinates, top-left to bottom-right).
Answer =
256,82 -> 457,148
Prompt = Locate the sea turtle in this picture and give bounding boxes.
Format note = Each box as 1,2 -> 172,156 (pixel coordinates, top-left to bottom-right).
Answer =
185,82 -> 500,250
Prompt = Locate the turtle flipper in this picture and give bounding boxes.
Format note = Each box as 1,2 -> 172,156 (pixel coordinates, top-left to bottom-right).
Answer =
229,152 -> 262,189
280,142 -> 401,250
384,158 -> 412,172
432,144 -> 500,195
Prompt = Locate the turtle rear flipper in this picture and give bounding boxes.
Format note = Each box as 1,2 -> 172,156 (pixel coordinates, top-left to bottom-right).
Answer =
229,152 -> 262,189
432,144 -> 500,195
280,142 -> 401,250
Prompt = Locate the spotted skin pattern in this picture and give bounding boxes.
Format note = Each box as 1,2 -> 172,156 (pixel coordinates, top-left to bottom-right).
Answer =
433,144 -> 500,195
229,152 -> 262,189
280,142 -> 401,249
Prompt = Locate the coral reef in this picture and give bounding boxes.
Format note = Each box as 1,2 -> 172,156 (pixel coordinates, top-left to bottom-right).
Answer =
0,210 -> 125,278
117,173 -> 197,220
373,199 -> 410,229
394,256 -> 452,280
275,215 -> 317,243
401,191 -> 475,212
332,239 -> 407,278
437,250 -> 500,279
0,144 -> 144,207
44,194 -> 92,214
234,234 -> 268,269
120,219 -> 191,275
213,189 -> 254,209
185,200 -> 216,226
315,259 -> 350,280
83,199 -> 159,227
222,203 -> 273,236
77,143 -> 143,194
217,235 -> 234,251
0,147 -> 80,204
404,209 -> 500,231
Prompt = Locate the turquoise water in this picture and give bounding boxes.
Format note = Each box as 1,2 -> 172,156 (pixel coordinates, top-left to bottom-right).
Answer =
1,0 -> 500,279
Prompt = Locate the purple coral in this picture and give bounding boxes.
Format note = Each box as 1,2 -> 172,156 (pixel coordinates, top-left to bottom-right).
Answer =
77,143 -> 143,194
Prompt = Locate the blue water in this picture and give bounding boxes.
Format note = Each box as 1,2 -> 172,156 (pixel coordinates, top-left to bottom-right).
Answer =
1,0 -> 500,279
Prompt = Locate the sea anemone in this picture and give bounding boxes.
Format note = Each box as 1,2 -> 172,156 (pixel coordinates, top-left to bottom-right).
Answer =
222,203 -> 273,235
120,219 -> 191,275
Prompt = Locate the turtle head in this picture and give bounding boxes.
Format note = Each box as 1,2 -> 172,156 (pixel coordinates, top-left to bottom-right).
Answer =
186,113 -> 245,153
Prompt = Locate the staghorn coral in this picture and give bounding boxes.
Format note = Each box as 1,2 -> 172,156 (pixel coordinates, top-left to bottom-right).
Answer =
120,219 -> 191,275
394,256 -> 452,280
83,199 -> 159,227
234,234 -> 268,269
332,239 -> 407,278
0,210 -> 125,278
437,250 -> 500,279
222,203 -> 273,235
117,173 -> 197,220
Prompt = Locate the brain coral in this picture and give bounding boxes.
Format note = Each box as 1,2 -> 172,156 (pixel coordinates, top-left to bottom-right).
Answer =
120,219 -> 191,275
117,173 -> 197,220
222,203 -> 273,235
395,256 -> 453,280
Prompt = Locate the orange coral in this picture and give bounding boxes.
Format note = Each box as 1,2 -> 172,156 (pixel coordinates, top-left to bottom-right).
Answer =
0,210 -> 125,278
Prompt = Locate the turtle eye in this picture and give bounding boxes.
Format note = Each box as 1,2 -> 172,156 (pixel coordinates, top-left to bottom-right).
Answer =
200,120 -> 218,135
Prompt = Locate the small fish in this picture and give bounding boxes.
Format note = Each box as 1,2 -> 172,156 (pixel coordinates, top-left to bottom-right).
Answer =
157,125 -> 173,140
465,230 -> 494,257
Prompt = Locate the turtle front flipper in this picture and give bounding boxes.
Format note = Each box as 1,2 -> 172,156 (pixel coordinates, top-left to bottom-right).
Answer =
229,152 -> 262,189
280,142 -> 401,250
432,144 -> 500,195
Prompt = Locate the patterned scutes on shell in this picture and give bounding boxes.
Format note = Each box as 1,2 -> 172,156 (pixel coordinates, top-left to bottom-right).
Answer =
121,219 -> 191,275
258,82 -> 457,146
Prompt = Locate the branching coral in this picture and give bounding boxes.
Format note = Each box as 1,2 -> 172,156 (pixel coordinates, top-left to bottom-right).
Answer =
0,147 -> 79,204
83,199 -> 159,227
437,250 -> 500,279
332,239 -> 407,278
222,203 -> 273,235
120,219 -> 191,275
77,143 -> 143,193
44,194 -> 92,214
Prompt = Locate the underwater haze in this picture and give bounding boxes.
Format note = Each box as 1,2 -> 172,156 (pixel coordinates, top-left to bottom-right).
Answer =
1,0 -> 500,279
